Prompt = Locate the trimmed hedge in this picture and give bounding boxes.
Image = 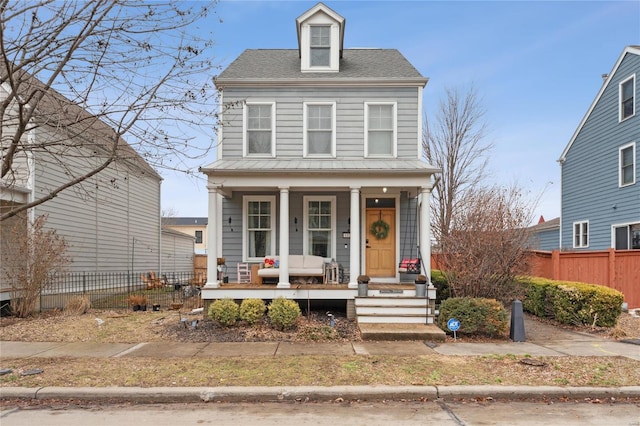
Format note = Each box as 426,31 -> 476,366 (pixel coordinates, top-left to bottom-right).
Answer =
267,297 -> 301,330
208,298 -> 240,326
437,297 -> 507,337
519,276 -> 623,327
239,298 -> 266,325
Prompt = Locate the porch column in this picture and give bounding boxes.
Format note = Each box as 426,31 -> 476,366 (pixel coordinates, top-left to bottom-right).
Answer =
204,184 -> 219,288
278,186 -> 290,288
348,187 -> 360,288
419,187 -> 431,283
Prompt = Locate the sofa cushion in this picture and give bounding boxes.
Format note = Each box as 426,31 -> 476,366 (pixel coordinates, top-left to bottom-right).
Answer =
303,255 -> 324,269
289,255 -> 304,269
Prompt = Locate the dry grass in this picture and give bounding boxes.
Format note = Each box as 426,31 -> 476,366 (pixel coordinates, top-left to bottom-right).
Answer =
1,309 -> 638,389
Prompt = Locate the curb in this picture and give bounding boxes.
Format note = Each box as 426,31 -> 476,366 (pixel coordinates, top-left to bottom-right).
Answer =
2,386 -> 640,403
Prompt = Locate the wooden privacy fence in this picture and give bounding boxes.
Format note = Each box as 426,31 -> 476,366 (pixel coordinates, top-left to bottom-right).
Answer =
527,249 -> 640,309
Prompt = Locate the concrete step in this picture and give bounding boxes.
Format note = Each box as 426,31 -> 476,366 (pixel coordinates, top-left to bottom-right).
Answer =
355,297 -> 429,307
357,315 -> 435,324
356,305 -> 433,315
358,323 -> 446,341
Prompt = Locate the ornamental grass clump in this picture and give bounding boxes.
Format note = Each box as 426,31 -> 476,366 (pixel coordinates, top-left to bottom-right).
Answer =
267,297 -> 301,330
208,298 -> 240,326
240,298 -> 266,325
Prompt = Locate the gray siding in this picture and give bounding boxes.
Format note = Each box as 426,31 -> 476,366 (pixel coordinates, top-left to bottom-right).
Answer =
529,228 -> 560,251
161,230 -> 194,273
561,52 -> 640,250
221,87 -> 420,160
33,127 -> 161,273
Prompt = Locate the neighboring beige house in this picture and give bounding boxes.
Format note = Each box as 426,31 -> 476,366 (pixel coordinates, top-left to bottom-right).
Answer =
162,217 -> 208,254
1,65 -> 163,286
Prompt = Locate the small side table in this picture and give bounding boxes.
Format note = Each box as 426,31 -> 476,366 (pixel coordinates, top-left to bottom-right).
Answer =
250,264 -> 261,285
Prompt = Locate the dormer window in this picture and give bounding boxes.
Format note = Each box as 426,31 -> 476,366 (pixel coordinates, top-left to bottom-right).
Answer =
297,3 -> 344,73
310,26 -> 330,67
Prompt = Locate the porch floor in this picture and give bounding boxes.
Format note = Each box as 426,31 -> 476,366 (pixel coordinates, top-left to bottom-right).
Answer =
216,282 -> 416,290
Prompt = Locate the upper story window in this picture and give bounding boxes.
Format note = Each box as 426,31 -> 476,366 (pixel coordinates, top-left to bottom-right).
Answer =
573,221 -> 589,248
365,102 -> 397,157
243,196 -> 276,261
304,102 -> 336,157
619,142 -> 636,187
620,75 -> 635,122
195,230 -> 203,244
244,103 -> 275,156
310,26 -> 330,67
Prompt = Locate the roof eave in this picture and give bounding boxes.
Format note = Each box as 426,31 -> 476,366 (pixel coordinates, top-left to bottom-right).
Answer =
215,77 -> 429,89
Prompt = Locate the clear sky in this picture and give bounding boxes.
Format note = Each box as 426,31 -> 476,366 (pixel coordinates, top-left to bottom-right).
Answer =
160,0 -> 640,222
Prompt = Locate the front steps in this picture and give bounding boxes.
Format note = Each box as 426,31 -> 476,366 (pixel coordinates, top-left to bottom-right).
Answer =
355,295 -> 446,341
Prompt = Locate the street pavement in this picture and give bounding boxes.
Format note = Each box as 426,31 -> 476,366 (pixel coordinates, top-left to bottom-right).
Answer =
1,316 -> 639,403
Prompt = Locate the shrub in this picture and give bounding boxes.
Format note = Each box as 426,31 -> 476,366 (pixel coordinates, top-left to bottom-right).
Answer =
240,298 -> 266,325
267,297 -> 301,330
519,276 -> 623,327
431,270 -> 451,304
64,295 -> 91,316
208,298 -> 239,326
438,297 -> 508,337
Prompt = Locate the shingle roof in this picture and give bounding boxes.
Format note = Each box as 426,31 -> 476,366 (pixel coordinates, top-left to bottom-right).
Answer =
163,217 -> 208,226
216,49 -> 426,84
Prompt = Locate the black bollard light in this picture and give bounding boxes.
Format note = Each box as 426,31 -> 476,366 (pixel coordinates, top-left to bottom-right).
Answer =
510,299 -> 526,342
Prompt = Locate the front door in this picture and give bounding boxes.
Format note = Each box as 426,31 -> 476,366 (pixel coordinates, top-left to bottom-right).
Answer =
365,207 -> 396,277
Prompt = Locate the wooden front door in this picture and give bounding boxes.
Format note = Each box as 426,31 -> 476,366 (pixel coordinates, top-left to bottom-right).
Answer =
365,208 -> 396,277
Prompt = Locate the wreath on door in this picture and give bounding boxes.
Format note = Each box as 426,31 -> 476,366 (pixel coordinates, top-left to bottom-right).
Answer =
370,219 -> 390,240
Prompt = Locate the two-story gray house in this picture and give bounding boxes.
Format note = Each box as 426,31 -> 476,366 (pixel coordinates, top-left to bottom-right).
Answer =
200,3 -> 440,325
559,46 -> 639,251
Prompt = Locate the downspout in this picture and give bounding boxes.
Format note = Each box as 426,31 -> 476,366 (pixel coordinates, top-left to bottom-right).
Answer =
158,178 -> 162,275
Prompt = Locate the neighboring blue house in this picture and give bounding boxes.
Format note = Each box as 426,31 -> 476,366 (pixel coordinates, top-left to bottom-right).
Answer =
527,217 -> 560,251
559,45 -> 640,251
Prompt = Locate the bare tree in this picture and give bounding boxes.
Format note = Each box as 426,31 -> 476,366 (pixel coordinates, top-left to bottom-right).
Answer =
422,85 -> 492,241
1,0 -> 220,222
439,184 -> 535,303
1,214 -> 70,317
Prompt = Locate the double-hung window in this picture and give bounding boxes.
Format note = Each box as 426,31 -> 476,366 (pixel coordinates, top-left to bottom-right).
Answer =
304,196 -> 336,260
620,75 -> 635,122
619,142 -> 636,187
244,103 -> 275,156
310,26 -> 330,67
573,221 -> 589,248
304,102 -> 335,157
195,230 -> 203,244
365,102 -> 396,157
244,196 -> 276,261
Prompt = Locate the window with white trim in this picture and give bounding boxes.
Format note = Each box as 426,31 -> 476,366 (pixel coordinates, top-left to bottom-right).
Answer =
303,196 -> 336,259
619,142 -> 636,187
573,221 -> 589,248
614,223 -> 640,250
310,26 -> 330,67
304,102 -> 335,157
365,102 -> 396,157
244,103 -> 275,156
620,75 -> 635,121
244,196 -> 276,261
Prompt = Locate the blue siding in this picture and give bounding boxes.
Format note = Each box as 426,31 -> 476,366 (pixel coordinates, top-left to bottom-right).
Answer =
561,51 -> 640,250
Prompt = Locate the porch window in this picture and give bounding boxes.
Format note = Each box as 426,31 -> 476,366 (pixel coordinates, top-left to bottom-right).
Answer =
365,102 -> 396,157
244,196 -> 276,261
619,142 -> 636,187
614,223 -> 640,250
244,103 -> 275,156
304,196 -> 336,259
573,221 -> 589,248
620,75 -> 635,122
304,102 -> 335,157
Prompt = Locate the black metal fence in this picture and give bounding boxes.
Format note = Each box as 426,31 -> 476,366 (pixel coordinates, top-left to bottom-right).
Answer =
37,271 -> 207,311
